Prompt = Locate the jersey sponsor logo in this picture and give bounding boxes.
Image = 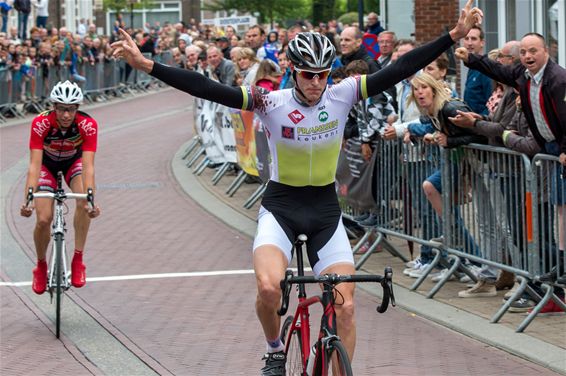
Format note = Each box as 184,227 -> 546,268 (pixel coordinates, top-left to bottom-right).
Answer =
282,126 -> 295,139
33,118 -> 51,137
296,120 -> 339,141
318,111 -> 329,122
287,109 -> 305,124
77,118 -> 96,136
297,120 -> 338,135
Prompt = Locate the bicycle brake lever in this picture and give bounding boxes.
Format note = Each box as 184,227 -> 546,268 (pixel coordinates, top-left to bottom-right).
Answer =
86,188 -> 95,210
26,187 -> 34,206
387,280 -> 396,307
385,266 -> 395,307
277,270 -> 294,316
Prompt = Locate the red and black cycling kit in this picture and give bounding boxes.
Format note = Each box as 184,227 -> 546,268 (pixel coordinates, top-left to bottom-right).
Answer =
29,110 -> 98,192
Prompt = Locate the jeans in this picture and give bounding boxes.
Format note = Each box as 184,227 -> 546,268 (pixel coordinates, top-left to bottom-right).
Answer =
407,160 -> 440,265
18,12 -> 29,40
1,12 -> 7,33
36,16 -> 48,29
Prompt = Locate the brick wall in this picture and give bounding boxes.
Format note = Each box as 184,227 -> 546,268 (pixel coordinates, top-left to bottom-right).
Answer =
414,0 -> 461,92
413,0 -> 459,44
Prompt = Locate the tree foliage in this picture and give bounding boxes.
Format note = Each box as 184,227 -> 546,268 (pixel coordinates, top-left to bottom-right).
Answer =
103,0 -> 155,13
203,0 -> 310,26
346,0 -> 379,14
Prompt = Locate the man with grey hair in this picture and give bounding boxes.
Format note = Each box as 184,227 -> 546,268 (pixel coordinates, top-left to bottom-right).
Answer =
185,45 -> 201,71
207,45 -> 235,85
365,12 -> 384,36
377,30 -> 397,68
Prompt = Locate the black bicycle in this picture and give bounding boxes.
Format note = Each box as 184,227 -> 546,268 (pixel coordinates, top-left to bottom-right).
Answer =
278,234 -> 395,375
25,171 -> 94,338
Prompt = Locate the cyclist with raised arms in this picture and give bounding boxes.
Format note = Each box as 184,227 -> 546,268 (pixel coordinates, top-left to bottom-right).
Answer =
112,2 -> 482,374
21,81 -> 101,295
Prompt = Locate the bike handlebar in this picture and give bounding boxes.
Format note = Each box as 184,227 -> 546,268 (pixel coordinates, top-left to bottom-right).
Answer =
277,267 -> 395,316
26,187 -> 95,210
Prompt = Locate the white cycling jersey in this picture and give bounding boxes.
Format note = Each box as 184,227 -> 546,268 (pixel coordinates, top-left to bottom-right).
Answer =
241,75 -> 368,187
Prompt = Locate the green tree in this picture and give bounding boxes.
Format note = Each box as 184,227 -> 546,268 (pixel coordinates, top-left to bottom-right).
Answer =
204,0 -> 310,26
346,0 -> 379,14
312,0 -> 336,25
103,0 -> 155,12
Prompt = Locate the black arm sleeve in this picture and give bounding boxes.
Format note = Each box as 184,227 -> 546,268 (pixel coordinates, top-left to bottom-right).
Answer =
366,34 -> 455,98
466,53 -> 520,89
150,62 -> 245,109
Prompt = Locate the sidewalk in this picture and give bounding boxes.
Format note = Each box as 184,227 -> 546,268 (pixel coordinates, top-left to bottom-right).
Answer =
172,142 -> 566,375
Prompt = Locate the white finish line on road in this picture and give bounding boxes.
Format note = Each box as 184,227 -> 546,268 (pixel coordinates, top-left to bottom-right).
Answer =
0,268 -> 311,287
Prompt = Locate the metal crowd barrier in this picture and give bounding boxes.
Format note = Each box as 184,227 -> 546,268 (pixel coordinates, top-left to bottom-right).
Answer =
348,137 -> 565,331
0,52 -> 174,122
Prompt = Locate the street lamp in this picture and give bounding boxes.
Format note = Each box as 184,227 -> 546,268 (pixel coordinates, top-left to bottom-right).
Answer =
358,0 -> 364,31
128,0 -> 140,28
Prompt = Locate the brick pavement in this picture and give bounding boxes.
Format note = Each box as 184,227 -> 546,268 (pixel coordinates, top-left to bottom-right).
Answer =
1,89 -> 563,375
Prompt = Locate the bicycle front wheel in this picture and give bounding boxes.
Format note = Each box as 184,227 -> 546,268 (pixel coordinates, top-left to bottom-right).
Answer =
323,339 -> 352,376
54,233 -> 64,338
280,315 -> 304,375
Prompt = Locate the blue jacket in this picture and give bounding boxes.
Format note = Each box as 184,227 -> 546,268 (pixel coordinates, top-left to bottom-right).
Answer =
464,68 -> 492,116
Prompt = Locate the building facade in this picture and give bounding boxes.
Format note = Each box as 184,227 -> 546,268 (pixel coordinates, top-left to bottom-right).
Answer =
382,0 -> 565,67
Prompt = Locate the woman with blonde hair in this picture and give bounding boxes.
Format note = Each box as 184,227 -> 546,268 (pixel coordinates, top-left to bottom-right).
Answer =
403,72 -> 487,285
235,47 -> 260,86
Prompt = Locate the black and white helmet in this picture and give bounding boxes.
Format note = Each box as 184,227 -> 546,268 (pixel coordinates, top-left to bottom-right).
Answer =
50,80 -> 83,104
287,32 -> 336,70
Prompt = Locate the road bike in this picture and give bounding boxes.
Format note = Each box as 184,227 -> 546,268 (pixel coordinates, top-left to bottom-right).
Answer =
25,171 -> 94,338
278,234 -> 395,375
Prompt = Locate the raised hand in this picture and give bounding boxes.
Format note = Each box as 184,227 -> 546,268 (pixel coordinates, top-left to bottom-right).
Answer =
448,110 -> 477,128
449,0 -> 483,41
454,47 -> 469,62
110,29 -> 154,73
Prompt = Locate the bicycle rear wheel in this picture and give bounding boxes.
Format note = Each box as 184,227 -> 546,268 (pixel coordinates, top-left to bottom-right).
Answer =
280,315 -> 305,375
54,233 -> 64,338
321,339 -> 352,376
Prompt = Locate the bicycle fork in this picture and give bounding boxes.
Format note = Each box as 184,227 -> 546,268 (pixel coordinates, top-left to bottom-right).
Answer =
48,203 -> 70,301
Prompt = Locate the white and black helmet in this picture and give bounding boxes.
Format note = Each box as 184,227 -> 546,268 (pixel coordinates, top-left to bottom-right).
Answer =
50,80 -> 83,104
287,32 -> 336,70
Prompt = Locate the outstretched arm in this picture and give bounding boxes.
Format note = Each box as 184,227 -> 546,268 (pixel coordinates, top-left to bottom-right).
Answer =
111,29 -> 245,109
366,0 -> 483,97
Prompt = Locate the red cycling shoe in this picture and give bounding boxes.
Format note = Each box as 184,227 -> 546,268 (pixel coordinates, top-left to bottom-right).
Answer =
71,257 -> 86,288
32,262 -> 47,295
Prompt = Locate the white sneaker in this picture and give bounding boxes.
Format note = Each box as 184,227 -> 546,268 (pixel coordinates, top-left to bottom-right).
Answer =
405,257 -> 422,268
409,263 -> 431,278
430,269 -> 457,282
459,265 -> 481,283
403,259 -> 423,275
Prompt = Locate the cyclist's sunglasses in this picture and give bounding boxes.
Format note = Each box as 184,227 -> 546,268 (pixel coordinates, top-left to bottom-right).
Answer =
295,68 -> 331,81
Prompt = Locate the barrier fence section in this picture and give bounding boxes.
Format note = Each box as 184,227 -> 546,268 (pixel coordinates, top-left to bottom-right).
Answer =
0,53 -> 173,122
348,137 -> 565,331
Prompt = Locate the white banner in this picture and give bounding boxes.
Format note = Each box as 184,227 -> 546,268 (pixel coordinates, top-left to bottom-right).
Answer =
216,105 -> 238,163
196,100 -> 226,164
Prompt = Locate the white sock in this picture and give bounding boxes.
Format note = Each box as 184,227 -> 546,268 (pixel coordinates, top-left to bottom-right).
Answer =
266,338 -> 284,353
